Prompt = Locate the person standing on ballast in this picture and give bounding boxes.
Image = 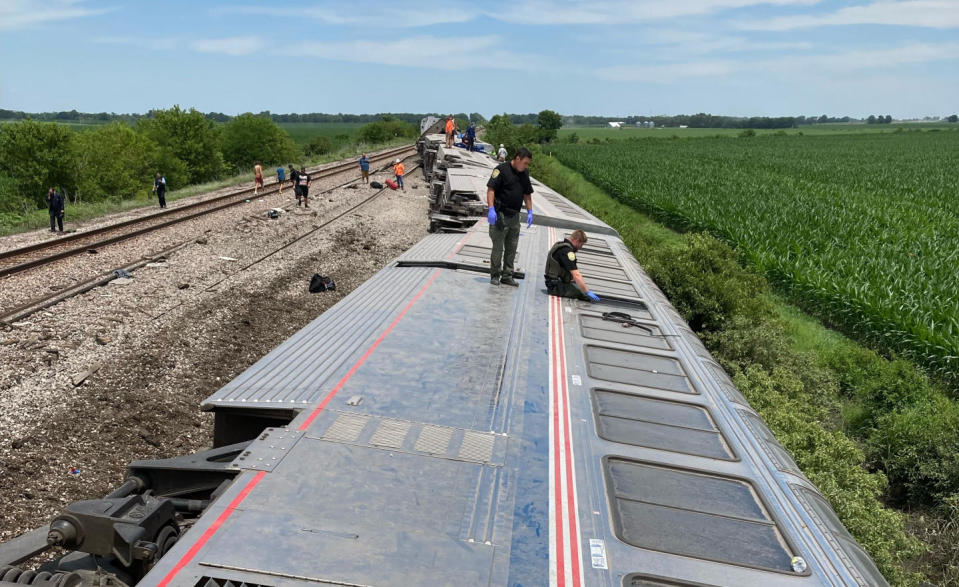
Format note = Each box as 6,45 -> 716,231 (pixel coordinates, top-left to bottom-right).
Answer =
46,187 -> 64,233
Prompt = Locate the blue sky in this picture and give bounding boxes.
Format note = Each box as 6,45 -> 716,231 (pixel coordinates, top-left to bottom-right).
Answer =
1,0 -> 957,118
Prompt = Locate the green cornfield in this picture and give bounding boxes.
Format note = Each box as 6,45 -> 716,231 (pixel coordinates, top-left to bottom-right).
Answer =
548,131 -> 959,383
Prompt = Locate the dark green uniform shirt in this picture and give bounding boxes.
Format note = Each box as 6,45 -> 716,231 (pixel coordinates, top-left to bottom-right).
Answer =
487,162 -> 533,215
545,239 -> 579,283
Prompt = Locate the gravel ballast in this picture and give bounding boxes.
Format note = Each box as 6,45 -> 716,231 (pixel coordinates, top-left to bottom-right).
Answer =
0,158 -> 430,542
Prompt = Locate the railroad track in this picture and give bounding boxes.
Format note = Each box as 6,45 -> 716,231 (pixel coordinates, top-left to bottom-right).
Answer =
0,162 -> 423,326
0,144 -> 415,279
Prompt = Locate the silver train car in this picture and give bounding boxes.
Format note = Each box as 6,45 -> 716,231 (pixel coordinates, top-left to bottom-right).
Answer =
0,135 -> 886,587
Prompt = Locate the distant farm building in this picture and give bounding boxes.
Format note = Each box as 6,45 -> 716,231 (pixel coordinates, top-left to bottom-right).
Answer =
607,121 -> 624,128
635,121 -> 655,128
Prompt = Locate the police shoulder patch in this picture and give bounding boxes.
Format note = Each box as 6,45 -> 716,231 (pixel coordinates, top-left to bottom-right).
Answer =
491,168 -> 500,179
567,251 -> 576,261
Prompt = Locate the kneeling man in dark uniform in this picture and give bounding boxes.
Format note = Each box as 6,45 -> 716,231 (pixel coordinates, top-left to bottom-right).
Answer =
545,229 -> 600,302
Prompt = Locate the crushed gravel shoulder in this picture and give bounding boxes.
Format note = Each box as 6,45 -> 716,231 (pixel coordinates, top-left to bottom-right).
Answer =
0,160 -> 430,541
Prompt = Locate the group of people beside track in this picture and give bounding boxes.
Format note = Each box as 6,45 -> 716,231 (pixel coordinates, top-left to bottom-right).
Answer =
486,146 -> 601,302
252,152 -> 406,203
39,138 -> 593,302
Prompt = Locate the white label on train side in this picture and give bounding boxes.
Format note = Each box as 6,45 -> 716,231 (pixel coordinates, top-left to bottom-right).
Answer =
571,375 -> 582,386
589,539 -> 608,569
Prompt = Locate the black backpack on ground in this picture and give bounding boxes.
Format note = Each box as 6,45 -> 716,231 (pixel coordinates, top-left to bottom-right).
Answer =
309,274 -> 336,293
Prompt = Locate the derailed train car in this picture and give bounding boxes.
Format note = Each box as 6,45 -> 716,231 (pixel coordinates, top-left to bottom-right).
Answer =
0,133 -> 886,586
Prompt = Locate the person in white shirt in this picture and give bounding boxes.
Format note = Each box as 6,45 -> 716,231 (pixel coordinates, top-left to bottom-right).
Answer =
497,144 -> 508,162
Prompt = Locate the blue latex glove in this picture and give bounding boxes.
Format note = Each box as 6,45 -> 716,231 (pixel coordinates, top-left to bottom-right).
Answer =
586,291 -> 600,302
526,210 -> 533,228
487,207 -> 497,224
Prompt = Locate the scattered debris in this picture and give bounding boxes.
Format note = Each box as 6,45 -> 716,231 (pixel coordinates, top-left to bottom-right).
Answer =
67,467 -> 81,476
309,274 -> 336,293
145,262 -> 167,268
95,334 -> 113,345
113,269 -> 132,279
109,278 -> 133,286
196,238 -> 208,245
370,181 -> 384,189
218,256 -> 238,262
87,249 -> 99,255
177,283 -> 190,290
71,362 -> 102,386
267,210 -> 279,219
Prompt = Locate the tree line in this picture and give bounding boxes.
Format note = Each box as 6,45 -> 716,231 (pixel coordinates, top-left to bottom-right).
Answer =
0,108 -> 483,127
0,107 -> 416,220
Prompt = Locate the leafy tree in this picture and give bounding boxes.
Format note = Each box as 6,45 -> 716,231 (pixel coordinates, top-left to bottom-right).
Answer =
0,173 -> 22,216
948,114 -> 958,123
138,105 -> 223,185
357,117 -> 417,144
73,122 -> 156,203
220,113 -> 296,172
469,112 -> 487,125
484,114 -> 518,155
867,115 -> 877,124
537,109 -> 562,143
0,119 -> 77,208
303,135 -> 333,157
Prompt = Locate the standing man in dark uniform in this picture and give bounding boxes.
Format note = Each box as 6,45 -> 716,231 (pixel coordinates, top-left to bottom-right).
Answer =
545,229 -> 600,302
487,147 -> 534,286
289,164 -> 300,205
46,187 -> 64,232
152,172 -> 167,208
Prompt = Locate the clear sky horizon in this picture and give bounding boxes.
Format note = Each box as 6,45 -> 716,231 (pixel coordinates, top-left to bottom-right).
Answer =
1,0 -> 957,119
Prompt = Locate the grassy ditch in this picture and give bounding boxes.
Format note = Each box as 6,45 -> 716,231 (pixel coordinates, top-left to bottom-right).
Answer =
531,152 -> 959,586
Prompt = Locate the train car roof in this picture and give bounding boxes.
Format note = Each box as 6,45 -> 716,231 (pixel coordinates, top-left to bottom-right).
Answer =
142,146 -> 885,587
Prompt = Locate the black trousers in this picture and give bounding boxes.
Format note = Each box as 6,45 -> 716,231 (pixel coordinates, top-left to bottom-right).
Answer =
157,190 -> 166,208
49,212 -> 63,232
546,278 -> 588,301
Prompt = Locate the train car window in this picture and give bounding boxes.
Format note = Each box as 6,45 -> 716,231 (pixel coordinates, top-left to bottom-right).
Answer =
624,575 -> 718,587
792,485 -> 887,586
586,345 -> 695,394
738,410 -> 804,477
702,360 -> 750,405
579,315 -> 667,348
592,390 -> 735,460
605,459 -> 799,573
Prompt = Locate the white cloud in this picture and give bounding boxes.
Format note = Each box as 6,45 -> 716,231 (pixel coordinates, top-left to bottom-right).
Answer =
216,0 -> 824,27
597,40 -> 959,81
278,35 -> 545,71
599,60 -> 739,82
488,0 -> 822,25
212,3 -> 477,27
94,36 -> 180,51
192,36 -> 266,56
738,0 -> 959,30
592,28 -> 815,53
0,0 -> 111,31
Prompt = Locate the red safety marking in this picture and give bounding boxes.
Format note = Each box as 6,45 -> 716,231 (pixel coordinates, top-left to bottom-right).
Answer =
558,295 -> 582,583
549,265 -> 583,586
158,268 -> 441,585
449,229 -> 474,258
156,470 -> 266,587
298,269 -> 441,430
551,295 -> 566,586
